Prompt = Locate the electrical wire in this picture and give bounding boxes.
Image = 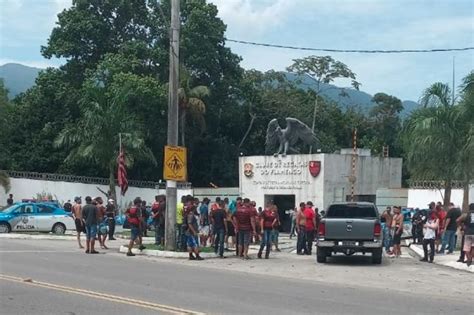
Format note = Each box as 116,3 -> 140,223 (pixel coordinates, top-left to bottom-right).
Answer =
225,38 -> 474,54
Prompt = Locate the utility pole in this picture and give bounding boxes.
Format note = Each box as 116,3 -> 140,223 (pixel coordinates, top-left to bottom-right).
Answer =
350,128 -> 357,202
452,56 -> 455,106
309,97 -> 318,154
165,0 -> 180,251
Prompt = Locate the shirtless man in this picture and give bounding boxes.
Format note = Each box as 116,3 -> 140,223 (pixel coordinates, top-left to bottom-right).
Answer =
296,202 -> 307,255
381,207 -> 393,256
72,197 -> 84,249
95,197 -> 108,249
392,206 -> 404,257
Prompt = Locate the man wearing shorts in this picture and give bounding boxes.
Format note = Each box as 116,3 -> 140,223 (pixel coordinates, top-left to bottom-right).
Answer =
95,197 -> 108,249
392,206 -> 404,257
225,198 -> 236,251
72,197 -> 84,249
233,198 -> 256,260
185,199 -> 204,260
459,203 -> 474,267
82,196 -> 99,254
125,197 -> 145,257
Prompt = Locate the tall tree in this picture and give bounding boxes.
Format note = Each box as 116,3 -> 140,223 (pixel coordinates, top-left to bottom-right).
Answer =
287,56 -> 360,153
0,171 -> 10,194
55,77 -> 157,198
457,72 -> 474,210
178,68 -> 210,146
402,82 -> 461,206
361,93 -> 404,156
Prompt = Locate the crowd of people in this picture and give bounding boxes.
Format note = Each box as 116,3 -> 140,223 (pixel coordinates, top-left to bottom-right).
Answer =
122,195 -> 321,260
65,194 -> 473,266
380,201 -> 474,266
70,196 -> 118,253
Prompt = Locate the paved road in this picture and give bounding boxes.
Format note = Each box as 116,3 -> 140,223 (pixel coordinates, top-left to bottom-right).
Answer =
0,238 -> 471,315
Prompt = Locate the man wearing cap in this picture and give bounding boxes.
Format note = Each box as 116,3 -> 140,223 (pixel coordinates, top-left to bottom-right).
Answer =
72,197 -> 84,249
105,199 -> 117,240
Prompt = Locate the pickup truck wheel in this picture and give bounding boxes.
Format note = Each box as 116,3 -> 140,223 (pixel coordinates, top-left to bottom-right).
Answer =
316,248 -> 327,263
372,249 -> 382,264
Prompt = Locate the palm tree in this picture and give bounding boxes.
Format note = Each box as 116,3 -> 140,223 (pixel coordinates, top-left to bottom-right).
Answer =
0,170 -> 10,193
55,83 -> 156,199
403,81 -> 468,207
178,69 -> 209,146
420,82 -> 453,107
457,72 -> 474,210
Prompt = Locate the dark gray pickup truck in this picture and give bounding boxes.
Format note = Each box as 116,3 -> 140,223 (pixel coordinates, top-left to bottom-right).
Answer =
316,202 -> 383,264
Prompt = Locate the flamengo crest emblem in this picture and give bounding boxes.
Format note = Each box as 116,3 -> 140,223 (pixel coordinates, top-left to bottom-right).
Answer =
309,161 -> 321,178
244,163 -> 254,178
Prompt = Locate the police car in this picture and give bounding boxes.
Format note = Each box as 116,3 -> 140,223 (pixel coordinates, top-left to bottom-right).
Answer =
0,202 -> 75,234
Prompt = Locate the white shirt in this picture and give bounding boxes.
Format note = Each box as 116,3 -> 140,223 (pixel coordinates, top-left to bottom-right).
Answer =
423,219 -> 438,239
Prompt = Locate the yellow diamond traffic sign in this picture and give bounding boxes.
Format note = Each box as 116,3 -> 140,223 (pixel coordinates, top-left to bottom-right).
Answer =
163,146 -> 187,181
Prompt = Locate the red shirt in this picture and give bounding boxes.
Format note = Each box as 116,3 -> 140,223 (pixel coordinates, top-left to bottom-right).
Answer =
437,210 -> 447,230
234,205 -> 255,231
262,209 -> 276,230
304,207 -> 315,231
126,206 -> 140,226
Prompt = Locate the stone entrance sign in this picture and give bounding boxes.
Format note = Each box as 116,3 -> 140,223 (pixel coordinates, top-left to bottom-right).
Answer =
239,153 -> 402,212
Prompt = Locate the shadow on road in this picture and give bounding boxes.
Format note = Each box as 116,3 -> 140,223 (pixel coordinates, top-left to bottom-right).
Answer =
322,254 -> 389,266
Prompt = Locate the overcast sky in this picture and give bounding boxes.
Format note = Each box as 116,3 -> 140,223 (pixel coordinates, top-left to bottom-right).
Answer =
1,0 -> 472,101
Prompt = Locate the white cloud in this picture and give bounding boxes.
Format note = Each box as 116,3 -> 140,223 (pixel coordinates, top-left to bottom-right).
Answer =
0,0 -> 71,44
210,0 -> 297,37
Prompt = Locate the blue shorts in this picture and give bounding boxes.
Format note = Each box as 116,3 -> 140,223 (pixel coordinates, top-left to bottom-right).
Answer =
98,223 -> 108,235
238,230 -> 251,247
130,226 -> 140,241
186,235 -> 198,248
85,225 -> 97,240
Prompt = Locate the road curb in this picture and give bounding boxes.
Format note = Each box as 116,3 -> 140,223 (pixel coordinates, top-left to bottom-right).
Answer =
118,245 -> 218,259
0,233 -> 75,241
405,240 -> 473,273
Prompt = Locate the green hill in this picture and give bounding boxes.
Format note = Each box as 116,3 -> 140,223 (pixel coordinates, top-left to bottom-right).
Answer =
284,72 -> 419,117
0,63 -> 42,98
0,63 -> 419,116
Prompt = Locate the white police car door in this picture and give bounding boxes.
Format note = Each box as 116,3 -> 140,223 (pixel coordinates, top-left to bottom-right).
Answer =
35,205 -> 56,232
12,204 -> 38,232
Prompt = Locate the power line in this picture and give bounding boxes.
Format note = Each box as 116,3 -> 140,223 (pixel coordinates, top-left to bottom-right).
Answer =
225,38 -> 474,54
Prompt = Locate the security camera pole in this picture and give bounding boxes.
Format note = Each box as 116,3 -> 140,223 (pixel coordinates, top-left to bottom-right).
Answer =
165,0 -> 180,250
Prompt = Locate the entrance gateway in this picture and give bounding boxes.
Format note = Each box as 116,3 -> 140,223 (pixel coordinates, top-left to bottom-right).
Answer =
239,151 -> 403,232
264,194 -> 295,232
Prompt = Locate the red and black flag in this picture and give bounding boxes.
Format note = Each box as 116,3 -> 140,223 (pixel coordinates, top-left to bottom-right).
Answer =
117,148 -> 128,196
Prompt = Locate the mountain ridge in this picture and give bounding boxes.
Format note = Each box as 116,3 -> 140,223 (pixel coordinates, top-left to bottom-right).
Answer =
0,63 -> 420,115
0,63 -> 42,98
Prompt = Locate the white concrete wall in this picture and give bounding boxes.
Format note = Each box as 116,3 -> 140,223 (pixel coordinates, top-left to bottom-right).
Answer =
407,189 -> 465,209
376,188 -> 409,211
323,155 -> 402,209
378,186 -> 474,209
0,178 -> 192,211
193,187 -> 239,200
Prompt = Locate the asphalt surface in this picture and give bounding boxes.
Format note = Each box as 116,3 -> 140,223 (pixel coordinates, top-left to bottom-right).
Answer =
0,238 -> 472,315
